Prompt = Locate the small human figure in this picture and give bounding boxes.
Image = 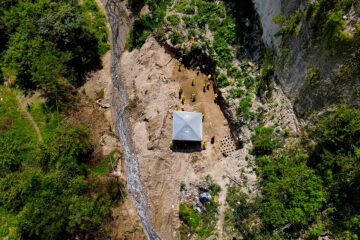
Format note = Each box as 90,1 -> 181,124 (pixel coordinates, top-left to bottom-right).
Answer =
191,92 -> 196,102
202,142 -> 206,150
203,83 -> 206,92
179,86 -> 183,99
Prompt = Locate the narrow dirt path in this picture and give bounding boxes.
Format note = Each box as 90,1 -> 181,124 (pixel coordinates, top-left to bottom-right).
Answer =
217,179 -> 229,240
16,95 -> 43,142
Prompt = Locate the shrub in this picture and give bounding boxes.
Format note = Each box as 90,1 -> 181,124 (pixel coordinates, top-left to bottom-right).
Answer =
229,88 -> 244,98
306,224 -> 326,240
128,0 -> 170,50
175,0 -> 195,14
213,33 -> 233,68
236,94 -> 253,121
182,16 -> 195,28
273,13 -> 285,24
250,125 -> 276,156
97,88 -> 104,99
256,57 -> 274,97
256,150 -> 325,232
244,75 -> 254,89
306,67 -> 321,87
217,73 -> 230,88
276,11 -> 302,37
180,203 -> 200,229
169,31 -> 184,45
167,14 -> 180,26
309,106 -> 360,208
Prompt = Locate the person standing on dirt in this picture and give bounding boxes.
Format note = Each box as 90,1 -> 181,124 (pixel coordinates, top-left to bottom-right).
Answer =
179,86 -> 183,99
192,92 -> 196,102
203,83 -> 206,92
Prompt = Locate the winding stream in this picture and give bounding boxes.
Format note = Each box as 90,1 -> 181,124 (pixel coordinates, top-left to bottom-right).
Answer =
105,1 -> 161,239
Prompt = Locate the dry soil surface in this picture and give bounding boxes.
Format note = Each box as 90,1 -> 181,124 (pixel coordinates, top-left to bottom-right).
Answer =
78,50 -> 146,240
118,37 -> 254,240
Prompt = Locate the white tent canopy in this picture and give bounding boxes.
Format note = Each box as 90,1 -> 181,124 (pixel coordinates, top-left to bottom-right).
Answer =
172,111 -> 202,141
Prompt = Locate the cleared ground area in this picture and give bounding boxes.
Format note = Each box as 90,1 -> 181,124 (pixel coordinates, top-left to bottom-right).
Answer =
118,37 -> 249,239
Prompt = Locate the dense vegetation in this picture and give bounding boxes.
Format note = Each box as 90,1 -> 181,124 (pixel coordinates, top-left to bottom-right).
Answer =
0,0 -> 109,98
226,106 -> 360,239
0,1 -> 120,239
127,0 -> 171,50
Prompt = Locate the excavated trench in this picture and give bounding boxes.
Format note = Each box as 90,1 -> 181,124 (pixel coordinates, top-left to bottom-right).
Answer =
159,41 -> 244,149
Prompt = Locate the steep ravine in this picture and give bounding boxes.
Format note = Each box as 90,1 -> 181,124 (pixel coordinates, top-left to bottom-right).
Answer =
104,1 -> 161,239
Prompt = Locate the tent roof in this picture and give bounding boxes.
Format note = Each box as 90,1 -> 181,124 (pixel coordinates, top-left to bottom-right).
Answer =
172,111 -> 202,141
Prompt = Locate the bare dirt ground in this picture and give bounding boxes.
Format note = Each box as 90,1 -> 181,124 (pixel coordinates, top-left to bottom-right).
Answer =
76,51 -> 146,240
118,37 -> 254,239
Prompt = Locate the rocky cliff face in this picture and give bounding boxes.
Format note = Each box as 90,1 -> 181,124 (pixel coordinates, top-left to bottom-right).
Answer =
251,0 -> 281,48
252,0 -> 360,117
252,0 -> 302,48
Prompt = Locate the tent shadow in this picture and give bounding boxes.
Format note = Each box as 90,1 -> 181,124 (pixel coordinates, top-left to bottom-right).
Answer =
171,141 -> 202,153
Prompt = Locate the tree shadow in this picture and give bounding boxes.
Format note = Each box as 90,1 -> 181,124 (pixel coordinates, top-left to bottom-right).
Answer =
127,0 -> 145,16
223,0 -> 264,62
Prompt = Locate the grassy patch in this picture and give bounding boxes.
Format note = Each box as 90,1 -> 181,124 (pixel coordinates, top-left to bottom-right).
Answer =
91,149 -> 119,175
0,207 -> 17,239
0,86 -> 39,169
28,101 -> 60,140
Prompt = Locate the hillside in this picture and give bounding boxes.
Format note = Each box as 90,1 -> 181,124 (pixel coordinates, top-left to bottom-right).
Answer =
1,0 -> 360,239
0,0 -> 144,239
122,0 -> 360,239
